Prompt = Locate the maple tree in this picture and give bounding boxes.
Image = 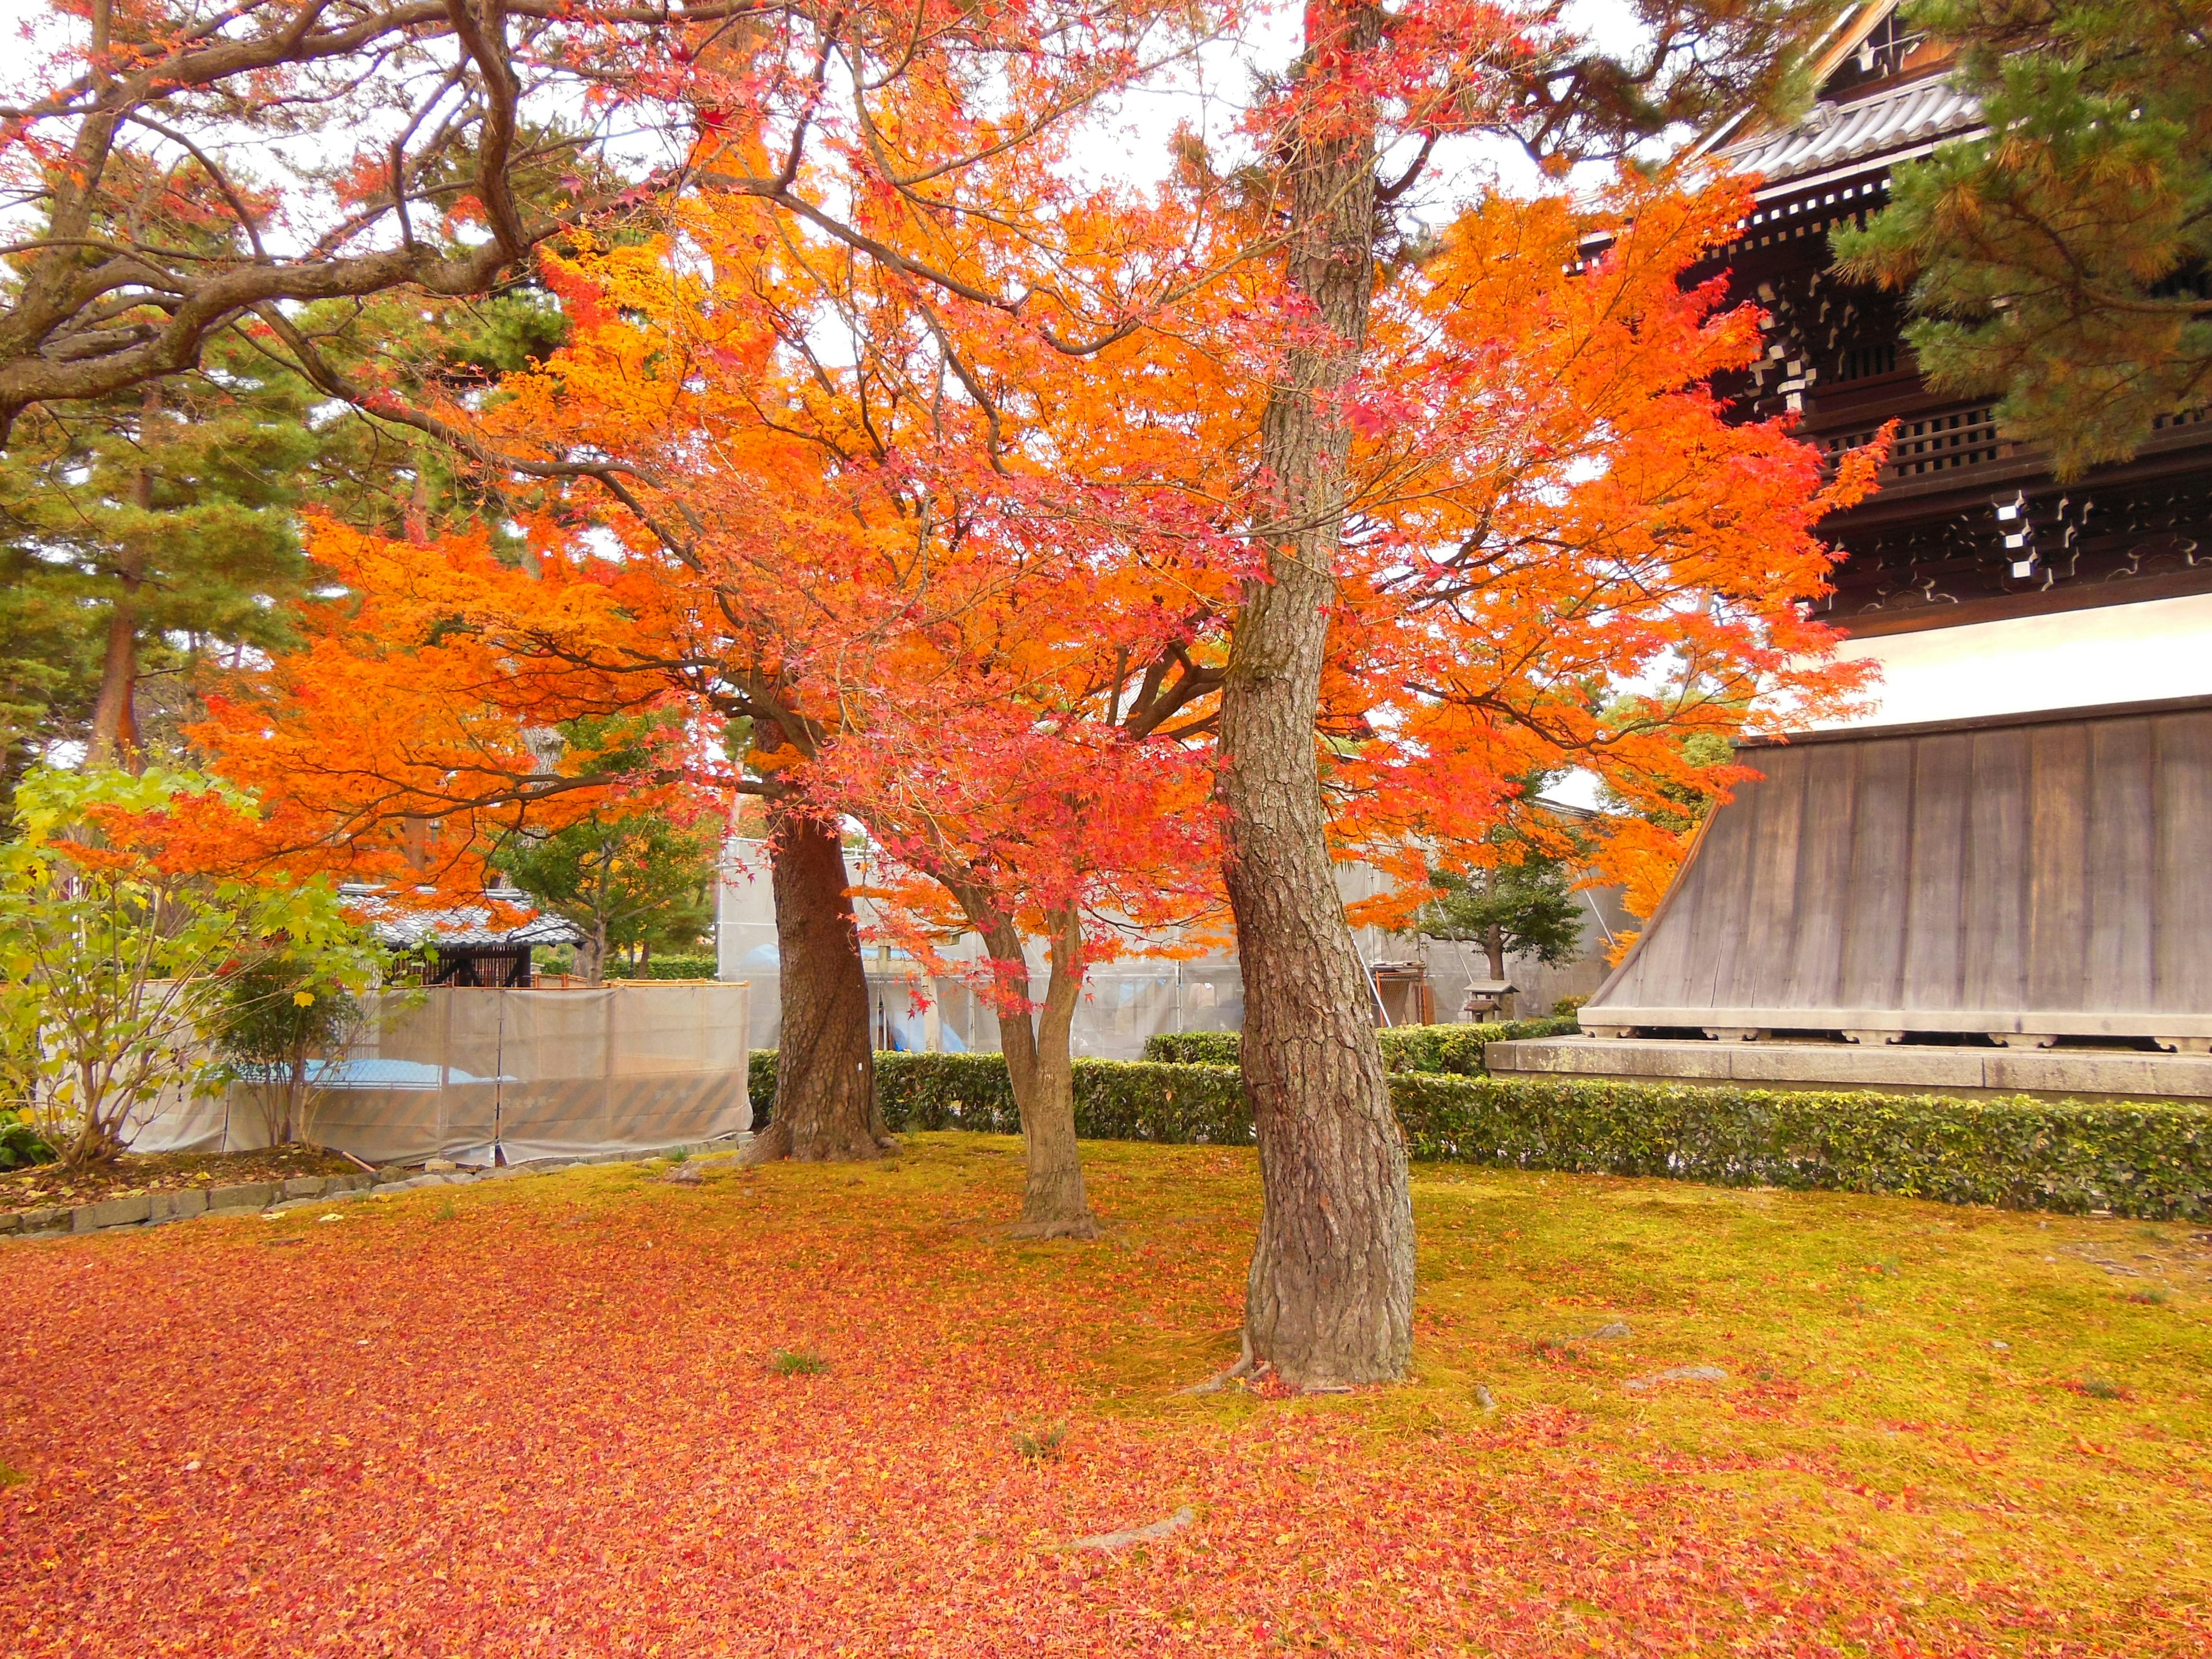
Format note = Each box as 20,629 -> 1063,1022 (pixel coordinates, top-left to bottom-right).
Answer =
200,195 -> 1242,1222
184,0 -> 1880,1392
196,165 -> 1877,1346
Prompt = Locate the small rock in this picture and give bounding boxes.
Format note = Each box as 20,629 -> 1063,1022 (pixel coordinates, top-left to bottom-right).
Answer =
1990,1340 -> 2010,1351
662,1165 -> 704,1186
424,1158 -> 459,1173
1066,1506 -> 1196,1552
1586,1321 -> 1633,1340
1474,1384 -> 1497,1414
1626,1365 -> 1728,1392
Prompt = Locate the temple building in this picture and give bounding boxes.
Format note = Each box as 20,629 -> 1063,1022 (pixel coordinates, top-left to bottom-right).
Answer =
1491,3 -> 2212,1103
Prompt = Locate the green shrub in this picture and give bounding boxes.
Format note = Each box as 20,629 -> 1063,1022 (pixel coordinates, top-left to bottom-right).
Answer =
1392,1074 -> 2212,1220
1139,1031 -> 1241,1067
0,1116 -> 55,1170
604,954 -> 721,982
748,1049 -> 1245,1142
746,1047 -> 2212,1219
1141,1017 -> 1580,1076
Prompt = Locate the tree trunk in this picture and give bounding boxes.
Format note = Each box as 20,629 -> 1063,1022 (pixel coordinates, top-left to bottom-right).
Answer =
1213,2 -> 1414,1390
578,921 -> 607,986
87,384 -> 158,771
85,598 -> 141,768
980,903 -> 1097,1239
1486,928 -> 1506,986
747,802 -> 890,1162
285,1054 -> 308,1146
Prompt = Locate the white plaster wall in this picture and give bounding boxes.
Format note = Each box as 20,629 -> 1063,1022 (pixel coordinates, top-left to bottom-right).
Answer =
1820,592 -> 2212,727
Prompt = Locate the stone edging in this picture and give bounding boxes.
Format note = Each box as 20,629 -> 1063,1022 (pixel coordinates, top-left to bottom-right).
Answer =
1,1136 -> 751,1240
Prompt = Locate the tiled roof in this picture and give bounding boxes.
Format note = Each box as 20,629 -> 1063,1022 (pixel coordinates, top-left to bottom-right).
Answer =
1717,75 -> 1981,186
345,886 -> 586,949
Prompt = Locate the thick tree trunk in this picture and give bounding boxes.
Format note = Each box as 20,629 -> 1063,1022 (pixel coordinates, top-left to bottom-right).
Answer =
748,802 -> 891,1162
1214,2 -> 1414,1390
982,904 -> 1097,1239
1486,929 -> 1507,985
578,922 -> 607,986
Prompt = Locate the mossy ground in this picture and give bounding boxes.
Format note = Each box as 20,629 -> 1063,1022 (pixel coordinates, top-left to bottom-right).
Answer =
734,1136 -> 2212,1635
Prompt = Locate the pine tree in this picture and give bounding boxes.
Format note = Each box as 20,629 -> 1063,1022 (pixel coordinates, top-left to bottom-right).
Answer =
0,335 -> 324,770
1419,856 -> 1586,987
1834,0 -> 2212,476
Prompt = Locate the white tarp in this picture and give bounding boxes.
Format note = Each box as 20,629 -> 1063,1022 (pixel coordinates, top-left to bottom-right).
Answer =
126,983 -> 750,1166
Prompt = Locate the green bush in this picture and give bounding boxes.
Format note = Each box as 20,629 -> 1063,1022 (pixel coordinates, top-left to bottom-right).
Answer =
746,1048 -> 2212,1219
1141,1017 -> 1580,1076
0,1116 -> 55,1170
1390,1075 -> 2212,1221
747,1050 -> 1247,1144
604,954 -> 720,982
1137,1031 -> 1241,1066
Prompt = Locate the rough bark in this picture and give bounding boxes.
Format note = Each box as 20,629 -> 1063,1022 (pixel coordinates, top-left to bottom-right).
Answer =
577,920 -> 607,987
979,903 -> 1098,1239
85,596 -> 141,767
1214,2 -> 1414,1389
747,802 -> 891,1162
86,384 -> 156,769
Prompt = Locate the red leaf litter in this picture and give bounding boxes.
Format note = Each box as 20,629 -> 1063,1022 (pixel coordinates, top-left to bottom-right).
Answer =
0,1155 -> 2198,1657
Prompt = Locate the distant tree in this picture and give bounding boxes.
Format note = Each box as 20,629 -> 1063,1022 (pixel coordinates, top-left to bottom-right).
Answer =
498,804 -> 721,986
1419,849 -> 1587,986
211,944 -> 373,1147
1834,0 -> 2212,477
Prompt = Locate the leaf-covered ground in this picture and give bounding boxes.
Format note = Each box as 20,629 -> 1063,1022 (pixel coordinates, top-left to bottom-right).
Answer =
3,1136 -> 2206,1656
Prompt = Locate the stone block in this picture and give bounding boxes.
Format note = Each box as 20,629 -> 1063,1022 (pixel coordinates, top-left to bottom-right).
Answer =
20,1207 -> 66,1233
1729,1044 -> 1983,1090
1984,1050 -> 2212,1102
281,1176 -> 326,1199
0,1211 -> 20,1235
209,1181 -> 276,1211
147,1190 -> 210,1224
74,1194 -> 151,1232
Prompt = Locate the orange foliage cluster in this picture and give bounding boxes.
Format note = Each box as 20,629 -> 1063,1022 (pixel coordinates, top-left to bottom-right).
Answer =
199,162 -> 1882,959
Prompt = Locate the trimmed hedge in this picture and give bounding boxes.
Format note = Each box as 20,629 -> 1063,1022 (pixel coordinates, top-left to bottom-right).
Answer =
749,1050 -> 1245,1143
1142,1017 -> 1580,1075
745,1048 -> 2212,1219
604,955 -> 720,981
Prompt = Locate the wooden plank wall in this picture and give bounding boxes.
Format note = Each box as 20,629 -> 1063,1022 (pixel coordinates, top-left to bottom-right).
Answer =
1588,703 -> 2212,1029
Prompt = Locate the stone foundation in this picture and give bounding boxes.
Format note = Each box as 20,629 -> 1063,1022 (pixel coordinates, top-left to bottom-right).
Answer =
1486,1036 -> 2212,1104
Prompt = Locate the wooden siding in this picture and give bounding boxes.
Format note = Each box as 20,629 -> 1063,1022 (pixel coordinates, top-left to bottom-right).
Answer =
1585,700 -> 2212,1040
